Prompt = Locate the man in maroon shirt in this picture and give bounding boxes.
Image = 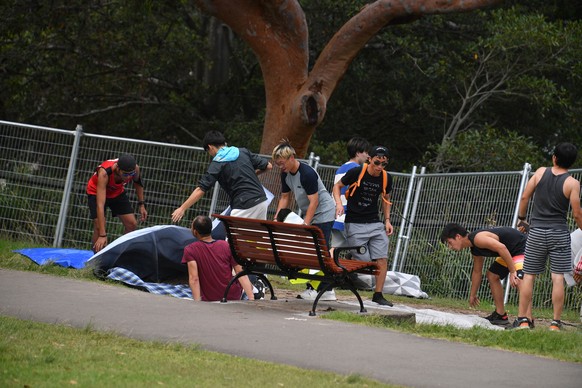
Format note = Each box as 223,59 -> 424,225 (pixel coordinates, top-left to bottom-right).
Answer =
182,215 -> 255,301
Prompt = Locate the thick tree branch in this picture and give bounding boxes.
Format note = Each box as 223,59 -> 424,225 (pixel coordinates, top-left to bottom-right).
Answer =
309,0 -> 503,103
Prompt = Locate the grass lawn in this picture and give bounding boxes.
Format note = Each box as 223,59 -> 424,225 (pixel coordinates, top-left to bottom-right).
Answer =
0,315 -> 392,387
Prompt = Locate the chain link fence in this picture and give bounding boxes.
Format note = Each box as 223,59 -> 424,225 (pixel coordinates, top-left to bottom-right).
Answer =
1,120 -> 580,310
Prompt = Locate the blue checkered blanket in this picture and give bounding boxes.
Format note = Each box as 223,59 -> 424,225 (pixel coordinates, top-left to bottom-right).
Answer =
107,267 -> 192,299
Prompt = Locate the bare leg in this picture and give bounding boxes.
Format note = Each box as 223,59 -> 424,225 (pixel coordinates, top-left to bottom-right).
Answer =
518,273 -> 536,320
551,273 -> 565,321
486,271 -> 505,314
117,213 -> 138,234
374,258 -> 388,292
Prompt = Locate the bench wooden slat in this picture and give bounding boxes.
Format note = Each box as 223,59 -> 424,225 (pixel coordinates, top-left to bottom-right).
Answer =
214,214 -> 379,315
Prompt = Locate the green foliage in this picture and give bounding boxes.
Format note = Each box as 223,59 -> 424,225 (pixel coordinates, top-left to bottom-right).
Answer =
222,117 -> 265,153
1,1 -> 581,171
425,126 -> 547,172
308,139 -> 349,165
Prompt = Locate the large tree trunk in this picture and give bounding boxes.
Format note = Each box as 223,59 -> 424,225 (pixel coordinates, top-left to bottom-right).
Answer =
194,0 -> 503,157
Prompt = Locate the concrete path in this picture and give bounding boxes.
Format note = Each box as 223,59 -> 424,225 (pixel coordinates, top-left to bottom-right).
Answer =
1,269 -> 580,387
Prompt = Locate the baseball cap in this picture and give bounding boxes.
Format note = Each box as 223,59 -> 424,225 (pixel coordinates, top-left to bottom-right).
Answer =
117,154 -> 136,171
369,146 -> 389,158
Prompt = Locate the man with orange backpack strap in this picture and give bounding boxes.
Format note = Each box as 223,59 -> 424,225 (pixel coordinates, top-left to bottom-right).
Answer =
332,145 -> 394,306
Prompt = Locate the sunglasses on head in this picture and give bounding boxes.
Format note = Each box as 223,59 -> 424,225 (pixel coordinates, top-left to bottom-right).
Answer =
373,160 -> 388,167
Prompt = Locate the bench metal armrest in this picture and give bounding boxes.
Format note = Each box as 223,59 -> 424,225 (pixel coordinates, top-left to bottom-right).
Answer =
332,245 -> 367,268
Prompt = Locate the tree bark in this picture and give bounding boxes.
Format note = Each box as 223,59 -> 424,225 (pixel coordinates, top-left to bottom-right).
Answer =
194,0 -> 503,157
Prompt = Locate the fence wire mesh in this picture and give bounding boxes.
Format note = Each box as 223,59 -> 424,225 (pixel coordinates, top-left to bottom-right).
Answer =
1,120 -> 580,310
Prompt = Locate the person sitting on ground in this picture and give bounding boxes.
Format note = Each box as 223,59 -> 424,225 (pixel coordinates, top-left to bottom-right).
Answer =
440,223 -> 527,326
182,215 -> 255,302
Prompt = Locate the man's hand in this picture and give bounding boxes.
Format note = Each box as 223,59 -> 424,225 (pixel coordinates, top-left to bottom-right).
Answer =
139,205 -> 148,222
509,272 -> 520,288
93,236 -> 107,252
385,220 -> 394,236
172,208 -> 185,223
335,202 -> 344,218
469,295 -> 480,307
517,219 -> 529,233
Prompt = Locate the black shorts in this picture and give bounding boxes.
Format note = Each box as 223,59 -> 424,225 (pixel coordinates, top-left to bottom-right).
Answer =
488,261 -> 524,280
87,192 -> 133,219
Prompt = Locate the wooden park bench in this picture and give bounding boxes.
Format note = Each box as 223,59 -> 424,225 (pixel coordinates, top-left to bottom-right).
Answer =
214,214 -> 380,316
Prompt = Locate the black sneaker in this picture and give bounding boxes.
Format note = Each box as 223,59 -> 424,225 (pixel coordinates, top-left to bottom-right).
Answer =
372,293 -> 393,307
549,320 -> 563,331
506,317 -> 532,330
484,311 -> 509,325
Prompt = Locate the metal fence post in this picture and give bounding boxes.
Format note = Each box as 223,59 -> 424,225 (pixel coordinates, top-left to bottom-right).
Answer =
503,162 -> 532,304
209,181 -> 222,217
53,124 -> 83,247
398,166 -> 426,272
392,165 -> 417,271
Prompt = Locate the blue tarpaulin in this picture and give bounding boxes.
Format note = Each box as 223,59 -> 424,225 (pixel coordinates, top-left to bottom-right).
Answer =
14,248 -> 93,269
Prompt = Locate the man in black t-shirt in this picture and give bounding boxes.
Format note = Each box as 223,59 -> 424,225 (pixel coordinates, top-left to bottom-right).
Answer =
332,145 -> 394,306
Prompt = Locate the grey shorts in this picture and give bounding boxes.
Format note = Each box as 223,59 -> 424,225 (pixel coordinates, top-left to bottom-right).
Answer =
524,228 -> 572,274
331,228 -> 348,248
345,222 -> 389,262
231,200 -> 268,220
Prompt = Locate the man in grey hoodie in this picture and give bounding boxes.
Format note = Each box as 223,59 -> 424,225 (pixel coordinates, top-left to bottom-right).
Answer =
172,131 -> 272,222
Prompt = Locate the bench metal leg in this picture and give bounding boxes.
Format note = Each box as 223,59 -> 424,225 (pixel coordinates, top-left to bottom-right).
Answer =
344,279 -> 367,313
221,274 -> 243,303
309,282 -> 335,316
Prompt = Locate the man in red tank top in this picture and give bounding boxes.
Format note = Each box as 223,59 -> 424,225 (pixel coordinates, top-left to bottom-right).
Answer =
86,154 -> 147,252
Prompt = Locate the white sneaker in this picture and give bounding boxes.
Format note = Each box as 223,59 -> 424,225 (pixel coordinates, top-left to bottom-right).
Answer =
319,289 -> 337,301
297,288 -> 336,301
298,288 -> 318,300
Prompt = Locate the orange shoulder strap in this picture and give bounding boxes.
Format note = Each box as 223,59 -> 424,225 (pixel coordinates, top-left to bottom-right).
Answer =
345,163 -> 368,199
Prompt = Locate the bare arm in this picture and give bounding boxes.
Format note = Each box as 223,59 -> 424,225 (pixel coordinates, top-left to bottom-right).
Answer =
332,181 -> 345,217
303,192 -> 319,225
469,256 -> 485,307
234,264 -> 254,300
172,187 -> 206,222
382,192 -> 393,236
187,261 -> 202,301
274,192 -> 291,220
93,168 -> 109,252
566,176 -> 582,230
133,165 -> 147,222
473,232 -> 519,287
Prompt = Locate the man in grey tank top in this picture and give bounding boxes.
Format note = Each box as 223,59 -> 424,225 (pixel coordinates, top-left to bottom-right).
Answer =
512,143 -> 582,330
